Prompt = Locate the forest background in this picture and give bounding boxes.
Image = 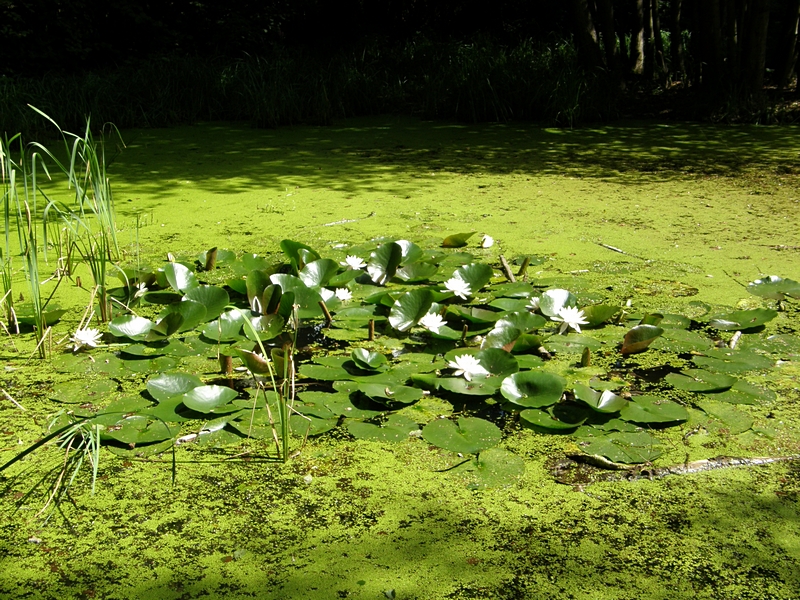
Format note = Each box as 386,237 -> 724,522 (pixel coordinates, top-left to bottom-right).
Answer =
2,0 -> 799,135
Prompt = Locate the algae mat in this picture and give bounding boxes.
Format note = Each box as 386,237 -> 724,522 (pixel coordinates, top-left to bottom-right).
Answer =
2,117 -> 800,599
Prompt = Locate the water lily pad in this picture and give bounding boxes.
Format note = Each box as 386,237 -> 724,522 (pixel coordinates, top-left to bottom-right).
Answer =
299,390 -> 384,419
299,258 -> 339,288
581,305 -> 620,328
708,308 -> 777,331
202,309 -> 247,342
580,431 -> 662,464
442,232 -> 476,248
184,285 -> 230,321
747,276 -> 800,301
157,299 -> 207,332
99,395 -> 153,415
15,307 -> 68,326
236,349 -> 273,375
489,298 -> 530,312
103,416 -> 177,445
573,384 -> 627,413
696,399 -> 754,434
501,371 -> 565,407
351,348 -> 388,370
546,334 -> 602,354
495,311 -> 546,333
396,262 -> 439,282
619,395 -> 689,423
146,372 -> 203,402
280,239 -> 320,272
703,379 -> 775,405
453,447 -> 525,489
539,289 -> 577,317
659,313 -> 692,329
482,325 -> 522,352
269,274 -> 324,318
347,414 -> 419,442
620,324 -> 664,354
475,348 -> 519,378
650,328 -> 712,353
147,312 -> 184,339
163,262 -> 199,292
328,269 -> 362,287
422,416 -> 501,454
109,315 -> 154,341
388,288 -> 434,331
438,376 -> 500,396
448,306 -> 501,325
358,383 -> 423,405
182,385 -> 239,413
290,414 -> 338,437
519,407 -> 585,431
452,263 -> 494,292
745,334 -> 800,357
692,348 -> 773,373
368,241 -> 403,285
299,363 -> 352,381
51,379 -> 117,404
198,248 -> 236,267
245,313 -> 285,342
665,369 -> 736,392
106,437 -> 176,458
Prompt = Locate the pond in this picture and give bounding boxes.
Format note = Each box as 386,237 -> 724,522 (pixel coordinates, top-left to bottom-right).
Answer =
1,116 -> 799,599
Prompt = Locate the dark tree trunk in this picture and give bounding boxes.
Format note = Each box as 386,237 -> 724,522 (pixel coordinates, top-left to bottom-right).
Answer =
595,0 -> 619,72
651,0 -> 667,79
631,0 -> 645,74
570,0 -> 605,69
778,0 -> 800,90
643,0 -> 654,78
670,0 -> 685,82
699,0 -> 725,90
740,0 -> 771,97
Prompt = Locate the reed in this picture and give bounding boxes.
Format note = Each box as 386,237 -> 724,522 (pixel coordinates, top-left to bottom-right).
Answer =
33,109 -> 122,322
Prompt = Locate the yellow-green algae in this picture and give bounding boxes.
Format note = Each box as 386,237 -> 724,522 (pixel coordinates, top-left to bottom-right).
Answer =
2,117 -> 800,599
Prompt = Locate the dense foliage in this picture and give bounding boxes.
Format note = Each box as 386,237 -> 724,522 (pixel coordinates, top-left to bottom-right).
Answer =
2,1 -> 799,134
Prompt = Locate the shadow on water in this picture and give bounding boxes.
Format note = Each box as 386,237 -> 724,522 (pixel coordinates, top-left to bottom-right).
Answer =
108,116 -> 800,210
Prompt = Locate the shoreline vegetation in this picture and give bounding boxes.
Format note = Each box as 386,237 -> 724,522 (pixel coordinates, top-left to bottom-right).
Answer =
4,36 -> 800,144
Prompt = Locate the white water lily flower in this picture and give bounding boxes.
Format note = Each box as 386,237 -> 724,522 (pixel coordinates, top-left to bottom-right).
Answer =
551,306 -> 589,334
445,277 -> 472,300
71,327 -> 102,352
448,354 -> 489,381
527,296 -> 540,312
419,312 -> 446,333
481,235 -> 494,248
133,281 -> 148,299
335,287 -> 352,301
341,255 -> 366,270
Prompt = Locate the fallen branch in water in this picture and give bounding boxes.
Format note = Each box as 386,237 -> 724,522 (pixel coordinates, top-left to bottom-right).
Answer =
553,453 -> 800,485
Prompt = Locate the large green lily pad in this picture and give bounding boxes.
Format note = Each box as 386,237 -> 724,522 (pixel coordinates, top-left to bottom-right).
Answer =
347,414 -> 419,442
388,288 -> 434,331
182,385 -> 239,413
146,372 -> 203,402
579,430 -> 663,464
451,447 -> 526,489
619,395 -> 689,423
422,417 -> 501,454
665,369 -> 736,393
708,308 -> 777,331
501,371 -> 565,407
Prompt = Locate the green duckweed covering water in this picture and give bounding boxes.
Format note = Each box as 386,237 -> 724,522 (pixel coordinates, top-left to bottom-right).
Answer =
1,117 -> 800,599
